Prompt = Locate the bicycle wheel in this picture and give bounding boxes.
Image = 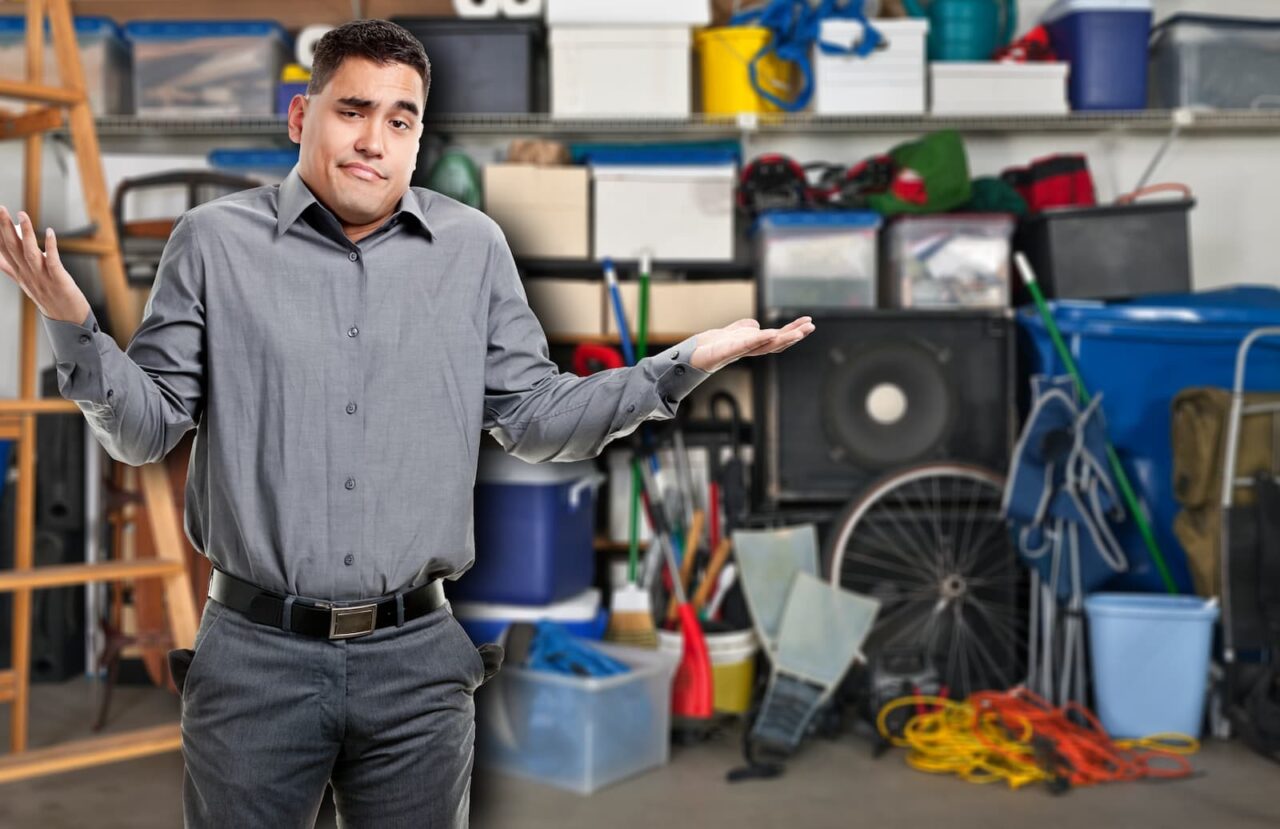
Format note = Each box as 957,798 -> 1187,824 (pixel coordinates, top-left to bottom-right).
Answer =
825,463 -> 1024,698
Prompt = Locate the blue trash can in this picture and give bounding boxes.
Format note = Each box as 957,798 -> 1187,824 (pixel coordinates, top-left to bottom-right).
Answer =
1085,593 -> 1219,738
1019,286 -> 1280,593
1043,0 -> 1153,110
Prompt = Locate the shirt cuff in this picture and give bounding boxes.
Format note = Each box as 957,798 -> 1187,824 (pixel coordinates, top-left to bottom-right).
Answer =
41,308 -> 111,404
650,334 -> 712,412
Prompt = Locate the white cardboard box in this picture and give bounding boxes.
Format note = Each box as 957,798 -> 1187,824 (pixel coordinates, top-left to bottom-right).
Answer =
815,19 -> 928,115
930,62 -> 1070,115
593,164 -> 736,261
604,279 -> 755,336
551,26 -> 692,118
547,0 -> 711,25
484,164 -> 590,259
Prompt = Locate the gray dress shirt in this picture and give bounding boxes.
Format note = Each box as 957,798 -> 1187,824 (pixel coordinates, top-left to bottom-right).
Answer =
41,166 -> 709,601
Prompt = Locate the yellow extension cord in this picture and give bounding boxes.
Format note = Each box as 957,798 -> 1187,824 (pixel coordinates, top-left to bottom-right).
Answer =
875,695 -> 1200,790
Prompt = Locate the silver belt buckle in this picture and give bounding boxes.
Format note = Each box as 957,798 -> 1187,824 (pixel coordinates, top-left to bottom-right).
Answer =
326,602 -> 379,639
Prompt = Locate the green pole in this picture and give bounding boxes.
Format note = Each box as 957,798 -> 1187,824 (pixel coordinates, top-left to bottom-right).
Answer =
1014,254 -> 1179,595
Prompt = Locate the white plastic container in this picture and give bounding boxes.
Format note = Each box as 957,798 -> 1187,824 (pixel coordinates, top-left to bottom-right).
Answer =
551,26 -> 692,118
475,641 -> 678,794
758,210 -> 881,311
592,163 -> 736,261
885,214 -> 1015,309
547,0 -> 711,26
126,20 -> 289,117
0,16 -> 131,115
453,588 -> 604,644
1149,14 -> 1280,110
930,62 -> 1069,115
815,18 -> 928,115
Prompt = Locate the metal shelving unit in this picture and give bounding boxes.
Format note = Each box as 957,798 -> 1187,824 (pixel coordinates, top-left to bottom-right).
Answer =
76,109 -> 1280,139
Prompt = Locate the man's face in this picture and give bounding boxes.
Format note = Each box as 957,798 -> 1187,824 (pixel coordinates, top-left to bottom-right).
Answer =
287,56 -> 425,231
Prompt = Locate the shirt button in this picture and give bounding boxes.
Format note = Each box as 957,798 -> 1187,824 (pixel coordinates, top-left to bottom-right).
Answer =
348,251 -> 359,262
346,401 -> 357,415
344,477 -> 356,490
344,554 -> 355,566
347,326 -> 359,338
78,334 -> 91,344
106,389 -> 114,399
675,365 -> 686,376
92,324 -> 99,333
626,404 -> 636,413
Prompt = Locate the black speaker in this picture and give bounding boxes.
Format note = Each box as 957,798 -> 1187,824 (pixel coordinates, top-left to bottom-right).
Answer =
760,310 -> 1015,503
36,368 -> 86,530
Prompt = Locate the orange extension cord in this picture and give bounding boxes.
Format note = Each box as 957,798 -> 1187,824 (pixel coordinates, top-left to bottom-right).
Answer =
876,687 -> 1198,791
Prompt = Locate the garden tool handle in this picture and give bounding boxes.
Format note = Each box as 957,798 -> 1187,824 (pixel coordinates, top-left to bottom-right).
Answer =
666,509 -> 706,624
692,538 -> 733,612
1115,182 -> 1192,205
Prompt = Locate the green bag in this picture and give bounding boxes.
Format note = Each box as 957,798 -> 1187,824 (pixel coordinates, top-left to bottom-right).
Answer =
867,130 -> 972,216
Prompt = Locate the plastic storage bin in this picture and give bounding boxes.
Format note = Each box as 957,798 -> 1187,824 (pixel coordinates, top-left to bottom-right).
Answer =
1013,195 -> 1194,302
929,62 -> 1069,115
885,214 -> 1014,308
758,210 -> 880,312
126,20 -> 289,117
453,588 -> 606,645
1085,593 -> 1219,738
1149,15 -> 1280,110
551,26 -> 692,118
814,19 -> 928,115
0,16 -> 130,115
546,0 -> 712,25
208,148 -> 299,184
276,63 -> 309,115
1042,0 -> 1152,111
695,26 -> 792,114
592,153 -> 736,261
459,448 -> 603,605
392,18 -> 543,115
0,440 -> 10,506
1018,286 -> 1280,593
475,640 -> 678,794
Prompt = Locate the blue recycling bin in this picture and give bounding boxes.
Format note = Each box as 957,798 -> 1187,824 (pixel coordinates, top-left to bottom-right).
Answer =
1018,286 -> 1280,593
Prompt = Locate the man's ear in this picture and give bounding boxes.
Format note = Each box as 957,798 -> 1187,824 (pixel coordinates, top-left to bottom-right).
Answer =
286,95 -> 308,143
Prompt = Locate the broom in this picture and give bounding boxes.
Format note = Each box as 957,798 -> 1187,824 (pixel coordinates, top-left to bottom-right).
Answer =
605,254 -> 660,647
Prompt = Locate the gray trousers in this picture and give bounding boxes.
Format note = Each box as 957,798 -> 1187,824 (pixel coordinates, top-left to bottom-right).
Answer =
169,594 -> 497,828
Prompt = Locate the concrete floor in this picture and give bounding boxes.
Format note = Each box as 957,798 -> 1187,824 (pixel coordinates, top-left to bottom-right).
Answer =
1,677 -> 1278,829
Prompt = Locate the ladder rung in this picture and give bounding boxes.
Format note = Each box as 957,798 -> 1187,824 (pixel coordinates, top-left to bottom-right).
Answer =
0,723 -> 181,784
57,236 -> 117,257
0,106 -> 64,140
0,79 -> 82,106
0,399 -> 80,416
0,417 -> 19,440
0,559 -> 186,593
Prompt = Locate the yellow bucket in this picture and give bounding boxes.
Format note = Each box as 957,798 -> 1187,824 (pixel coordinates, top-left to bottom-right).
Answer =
711,649 -> 757,715
695,26 -> 793,115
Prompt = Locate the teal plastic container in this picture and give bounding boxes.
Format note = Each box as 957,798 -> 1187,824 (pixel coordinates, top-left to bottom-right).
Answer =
1085,593 -> 1219,738
903,0 -> 1017,61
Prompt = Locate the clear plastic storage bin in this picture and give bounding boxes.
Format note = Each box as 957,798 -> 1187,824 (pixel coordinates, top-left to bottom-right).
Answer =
0,16 -> 131,115
475,641 -> 677,794
885,214 -> 1014,308
758,210 -> 881,311
1149,14 -> 1280,110
126,20 -> 289,117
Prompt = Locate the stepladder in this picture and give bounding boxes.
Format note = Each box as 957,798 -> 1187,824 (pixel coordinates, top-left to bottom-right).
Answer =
0,0 -> 198,784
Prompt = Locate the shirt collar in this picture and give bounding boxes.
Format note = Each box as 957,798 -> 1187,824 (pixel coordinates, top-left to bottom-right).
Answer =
275,165 -> 436,240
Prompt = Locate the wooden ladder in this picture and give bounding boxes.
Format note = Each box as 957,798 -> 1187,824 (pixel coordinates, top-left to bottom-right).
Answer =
0,0 -> 197,783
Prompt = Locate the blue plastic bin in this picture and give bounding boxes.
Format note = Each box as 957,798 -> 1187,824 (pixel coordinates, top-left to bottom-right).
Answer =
1085,593 -> 1219,738
1019,287 -> 1280,593
1043,0 -> 1152,110
457,448 -> 604,605
0,440 -> 11,505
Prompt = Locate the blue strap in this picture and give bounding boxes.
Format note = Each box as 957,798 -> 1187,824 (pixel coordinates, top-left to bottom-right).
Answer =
730,0 -> 884,112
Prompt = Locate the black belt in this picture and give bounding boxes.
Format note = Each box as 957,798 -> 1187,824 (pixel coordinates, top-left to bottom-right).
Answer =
208,567 -> 447,640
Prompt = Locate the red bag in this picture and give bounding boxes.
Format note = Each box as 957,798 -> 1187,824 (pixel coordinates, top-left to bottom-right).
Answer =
1002,154 -> 1096,213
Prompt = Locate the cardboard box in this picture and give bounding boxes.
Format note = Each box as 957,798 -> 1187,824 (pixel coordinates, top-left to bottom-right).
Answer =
485,164 -> 590,259
524,278 -> 605,337
605,279 -> 755,337
592,164 -> 736,262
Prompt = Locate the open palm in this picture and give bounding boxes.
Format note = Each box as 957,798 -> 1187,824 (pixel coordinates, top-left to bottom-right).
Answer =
690,316 -> 815,373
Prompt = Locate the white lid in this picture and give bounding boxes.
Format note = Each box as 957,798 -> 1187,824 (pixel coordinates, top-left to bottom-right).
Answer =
591,164 -> 736,181
453,587 -> 602,621
476,446 -> 599,485
820,18 -> 929,36
547,0 -> 711,27
931,61 -> 1068,79
1043,0 -> 1152,25
550,25 -> 692,46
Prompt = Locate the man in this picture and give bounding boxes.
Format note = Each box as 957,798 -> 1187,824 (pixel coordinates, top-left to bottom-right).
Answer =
0,19 -> 813,828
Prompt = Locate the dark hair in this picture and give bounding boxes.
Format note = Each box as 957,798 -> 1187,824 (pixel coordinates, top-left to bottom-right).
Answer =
307,20 -> 431,103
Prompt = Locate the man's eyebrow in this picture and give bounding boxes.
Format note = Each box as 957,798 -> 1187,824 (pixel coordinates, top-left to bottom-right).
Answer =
335,96 -> 420,119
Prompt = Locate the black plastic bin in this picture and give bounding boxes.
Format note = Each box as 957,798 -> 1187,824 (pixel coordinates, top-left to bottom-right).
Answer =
391,18 -> 544,115
1013,196 -> 1195,302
